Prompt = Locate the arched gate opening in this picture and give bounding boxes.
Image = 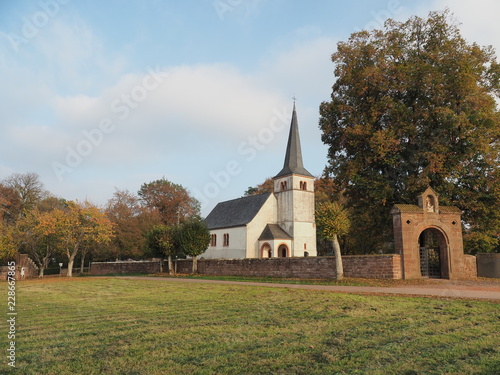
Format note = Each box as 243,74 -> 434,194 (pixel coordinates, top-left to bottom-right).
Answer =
418,228 -> 449,279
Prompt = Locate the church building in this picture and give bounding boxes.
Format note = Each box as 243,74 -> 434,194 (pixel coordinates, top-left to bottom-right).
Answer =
201,104 -> 317,259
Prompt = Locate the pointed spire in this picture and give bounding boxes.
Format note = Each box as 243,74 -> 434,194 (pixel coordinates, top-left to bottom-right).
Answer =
274,103 -> 313,178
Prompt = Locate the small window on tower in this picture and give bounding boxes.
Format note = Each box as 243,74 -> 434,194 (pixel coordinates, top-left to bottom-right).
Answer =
281,181 -> 287,191
300,181 -> 307,190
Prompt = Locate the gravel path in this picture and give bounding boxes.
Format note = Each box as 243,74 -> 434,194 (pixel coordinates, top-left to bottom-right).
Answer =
118,276 -> 500,301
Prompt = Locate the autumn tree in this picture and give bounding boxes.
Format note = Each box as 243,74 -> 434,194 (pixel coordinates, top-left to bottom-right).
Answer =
319,10 -> 500,253
36,196 -> 67,213
138,178 -> 200,226
145,225 -> 178,275
56,201 -> 114,277
175,217 -> 210,273
316,201 -> 350,280
244,177 -> 274,196
105,189 -> 161,260
0,220 -> 16,264
2,173 -> 47,217
17,209 -> 60,277
0,184 -> 22,224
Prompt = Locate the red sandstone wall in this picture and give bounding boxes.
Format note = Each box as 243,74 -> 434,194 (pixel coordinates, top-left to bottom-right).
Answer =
90,261 -> 160,275
462,255 -> 477,279
0,253 -> 39,280
343,255 -> 402,279
175,255 -> 402,279
89,255 -> 403,279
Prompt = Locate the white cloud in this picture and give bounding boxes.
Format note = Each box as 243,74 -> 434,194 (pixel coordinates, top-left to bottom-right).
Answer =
0,11 -> 333,208
257,36 -> 338,103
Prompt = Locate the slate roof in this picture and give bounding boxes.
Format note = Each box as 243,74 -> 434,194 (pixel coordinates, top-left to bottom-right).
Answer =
274,104 -> 313,178
258,224 -> 292,241
204,193 -> 272,230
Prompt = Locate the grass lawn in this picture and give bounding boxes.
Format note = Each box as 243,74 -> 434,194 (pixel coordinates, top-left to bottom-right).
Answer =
4,277 -> 500,374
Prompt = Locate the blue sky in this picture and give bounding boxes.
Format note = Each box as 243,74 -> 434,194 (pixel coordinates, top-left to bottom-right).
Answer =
1,0 -> 499,216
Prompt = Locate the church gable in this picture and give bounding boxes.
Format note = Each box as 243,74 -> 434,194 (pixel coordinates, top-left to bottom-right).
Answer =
259,224 -> 292,240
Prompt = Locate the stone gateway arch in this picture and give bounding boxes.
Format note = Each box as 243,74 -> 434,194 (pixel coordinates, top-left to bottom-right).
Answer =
391,187 -> 477,280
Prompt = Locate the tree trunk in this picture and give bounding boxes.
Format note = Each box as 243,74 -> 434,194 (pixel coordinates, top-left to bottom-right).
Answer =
67,252 -> 77,277
67,258 -> 74,277
39,253 -> 50,278
332,234 -> 344,280
192,256 -> 198,274
159,258 -> 164,273
80,252 -> 86,274
167,255 -> 173,275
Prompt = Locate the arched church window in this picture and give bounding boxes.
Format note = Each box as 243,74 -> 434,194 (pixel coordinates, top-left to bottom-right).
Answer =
223,233 -> 229,247
210,234 -> 217,247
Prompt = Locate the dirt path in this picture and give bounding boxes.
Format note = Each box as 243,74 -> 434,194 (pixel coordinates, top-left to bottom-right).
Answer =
118,276 -> 500,301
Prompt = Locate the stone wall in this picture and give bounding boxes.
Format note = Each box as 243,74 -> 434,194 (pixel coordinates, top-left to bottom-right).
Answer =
90,261 -> 160,275
0,253 -> 39,280
476,253 -> 500,278
462,255 -> 478,279
343,255 -> 402,279
175,255 -> 402,279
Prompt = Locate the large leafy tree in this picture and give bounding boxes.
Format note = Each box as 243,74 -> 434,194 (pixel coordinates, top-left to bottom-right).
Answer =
145,224 -> 178,275
319,10 -> 500,253
56,201 -> 114,277
175,217 -> 210,273
138,178 -> 200,226
2,172 -> 47,217
105,189 -> 161,260
17,209 -> 60,277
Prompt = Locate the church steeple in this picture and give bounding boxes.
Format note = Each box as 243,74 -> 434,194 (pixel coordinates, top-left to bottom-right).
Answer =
274,103 -> 313,178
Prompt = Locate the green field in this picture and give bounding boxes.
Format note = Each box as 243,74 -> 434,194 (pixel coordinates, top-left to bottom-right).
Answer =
4,278 -> 500,374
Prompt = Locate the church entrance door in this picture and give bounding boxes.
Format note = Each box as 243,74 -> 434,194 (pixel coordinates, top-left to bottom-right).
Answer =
260,243 -> 272,258
278,244 -> 288,258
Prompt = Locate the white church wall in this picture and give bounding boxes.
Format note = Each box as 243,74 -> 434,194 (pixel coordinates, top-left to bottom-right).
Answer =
291,221 -> 317,257
246,194 -> 278,258
274,174 -> 317,257
201,226 -> 247,259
